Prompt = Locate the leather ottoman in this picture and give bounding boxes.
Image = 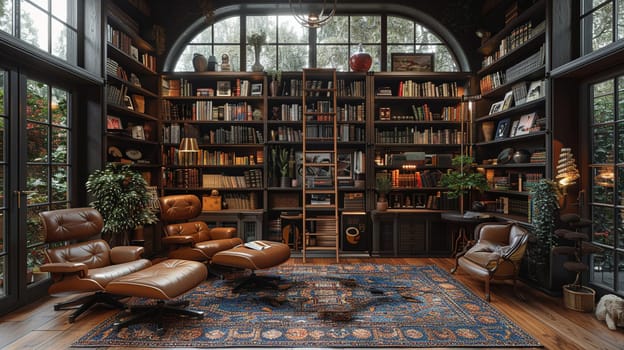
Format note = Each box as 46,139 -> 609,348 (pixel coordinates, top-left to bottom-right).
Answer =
211,240 -> 291,291
105,259 -> 207,334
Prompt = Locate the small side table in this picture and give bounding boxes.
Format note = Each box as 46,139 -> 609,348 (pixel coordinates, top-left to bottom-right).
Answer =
280,213 -> 303,250
441,212 -> 494,257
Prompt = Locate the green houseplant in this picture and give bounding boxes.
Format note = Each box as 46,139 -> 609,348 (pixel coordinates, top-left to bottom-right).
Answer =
375,175 -> 393,211
86,163 -> 158,246
527,178 -> 561,282
438,155 -> 488,212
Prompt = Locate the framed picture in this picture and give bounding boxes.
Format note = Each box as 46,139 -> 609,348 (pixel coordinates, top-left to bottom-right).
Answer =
216,81 -> 231,96
489,100 -> 504,115
391,53 -> 434,72
106,115 -> 122,130
495,118 -> 511,139
131,125 -> 145,140
251,83 -> 263,96
526,80 -> 544,102
515,112 -> 537,136
123,95 -> 134,110
509,120 -> 520,137
502,91 -> 514,110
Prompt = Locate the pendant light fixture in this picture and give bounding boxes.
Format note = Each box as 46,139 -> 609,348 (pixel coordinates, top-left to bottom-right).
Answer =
289,0 -> 337,28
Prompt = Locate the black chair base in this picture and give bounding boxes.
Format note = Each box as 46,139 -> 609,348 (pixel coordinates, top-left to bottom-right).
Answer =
54,291 -> 126,323
232,271 -> 282,292
113,300 -> 204,335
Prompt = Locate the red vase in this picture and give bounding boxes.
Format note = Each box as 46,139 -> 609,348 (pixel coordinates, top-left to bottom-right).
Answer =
349,44 -> 372,72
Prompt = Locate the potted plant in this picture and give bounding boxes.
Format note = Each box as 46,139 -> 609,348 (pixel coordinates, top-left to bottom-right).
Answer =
375,175 -> 392,211
438,155 -> 488,212
86,163 -> 158,246
271,146 -> 290,187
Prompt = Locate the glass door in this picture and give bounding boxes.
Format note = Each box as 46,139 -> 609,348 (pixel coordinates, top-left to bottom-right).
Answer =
0,71 -> 72,310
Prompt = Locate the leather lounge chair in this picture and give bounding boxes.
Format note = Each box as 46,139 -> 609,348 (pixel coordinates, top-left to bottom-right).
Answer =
451,222 -> 529,302
158,194 -> 242,263
38,207 -> 152,323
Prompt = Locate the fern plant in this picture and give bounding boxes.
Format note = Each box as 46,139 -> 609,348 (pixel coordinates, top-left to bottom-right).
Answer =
86,163 -> 158,246
529,178 -> 561,267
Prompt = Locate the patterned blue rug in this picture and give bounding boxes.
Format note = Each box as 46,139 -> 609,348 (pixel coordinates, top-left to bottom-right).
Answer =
74,264 -> 541,348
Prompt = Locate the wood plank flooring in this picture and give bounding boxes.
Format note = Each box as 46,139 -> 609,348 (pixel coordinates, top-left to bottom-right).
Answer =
1,257 -> 623,349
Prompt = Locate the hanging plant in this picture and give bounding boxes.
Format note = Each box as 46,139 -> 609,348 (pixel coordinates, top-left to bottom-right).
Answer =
86,163 -> 158,246
529,178 -> 561,267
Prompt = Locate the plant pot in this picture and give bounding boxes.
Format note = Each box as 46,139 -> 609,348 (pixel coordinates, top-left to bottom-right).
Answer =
280,176 -> 291,188
482,121 -> 495,142
563,284 -> 595,312
376,201 -> 388,211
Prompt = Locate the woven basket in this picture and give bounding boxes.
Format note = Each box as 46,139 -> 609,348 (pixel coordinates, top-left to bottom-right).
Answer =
563,284 -> 595,312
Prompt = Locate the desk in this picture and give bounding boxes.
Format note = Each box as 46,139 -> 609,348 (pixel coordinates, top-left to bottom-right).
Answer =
441,212 -> 495,257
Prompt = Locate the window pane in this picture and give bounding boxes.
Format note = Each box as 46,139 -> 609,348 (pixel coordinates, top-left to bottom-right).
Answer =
52,20 -> 76,64
593,80 -> 614,123
434,46 -> 459,72
214,17 -> 239,43
591,3 -> 613,51
592,125 -> 614,163
0,255 -> 5,296
278,16 -> 307,43
591,250 -> 614,289
350,16 -> 381,44
27,80 -> 49,123
177,45 -> 212,72
0,70 -> 4,115
51,0 -> 77,28
619,0 -> 624,40
618,251 -> 624,292
27,0 -> 47,11
26,165 -> 48,204
191,28 -> 212,44
317,44 -> 348,70
318,16 -> 348,43
51,165 -> 67,201
27,123 -> 48,162
279,45 -> 308,71
247,45 -> 276,72
619,123 -> 624,162
388,17 -> 414,43
51,87 -> 67,126
593,206 -> 615,246
618,207 -> 624,248
416,24 -> 442,44
593,166 -> 615,202
20,1 -> 49,52
247,16 -> 276,43
0,0 -> 13,35
51,127 -> 67,163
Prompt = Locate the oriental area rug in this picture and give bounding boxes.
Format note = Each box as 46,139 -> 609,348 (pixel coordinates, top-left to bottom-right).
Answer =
74,264 -> 541,348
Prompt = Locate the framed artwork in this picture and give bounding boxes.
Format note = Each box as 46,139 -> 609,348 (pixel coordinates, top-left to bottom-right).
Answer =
131,125 -> 145,140
216,81 -> 232,96
495,118 -> 511,139
502,91 -> 514,110
489,100 -> 504,115
515,112 -> 537,136
106,115 -> 122,130
391,53 -> 434,72
509,120 -> 520,137
251,83 -> 263,96
526,80 -> 544,102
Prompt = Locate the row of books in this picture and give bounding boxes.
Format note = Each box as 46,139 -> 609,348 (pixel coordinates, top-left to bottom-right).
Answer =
269,127 -> 303,142
162,124 -> 263,145
339,124 -> 366,142
161,78 -> 258,97
343,192 -> 365,210
481,21 -> 544,68
106,24 -> 156,72
305,125 -> 334,139
163,168 -> 200,188
397,81 -> 463,97
337,103 -> 366,121
374,127 -> 465,145
481,45 -> 545,94
202,171 -> 263,189
221,192 -> 259,210
106,84 -> 128,107
271,104 -> 303,121
162,148 -> 261,167
388,169 -> 442,188
160,100 -> 261,122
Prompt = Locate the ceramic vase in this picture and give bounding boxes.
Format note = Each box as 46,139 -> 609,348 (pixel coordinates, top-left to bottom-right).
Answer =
482,121 -> 495,142
252,44 -> 264,72
349,44 -> 372,72
192,53 -> 208,72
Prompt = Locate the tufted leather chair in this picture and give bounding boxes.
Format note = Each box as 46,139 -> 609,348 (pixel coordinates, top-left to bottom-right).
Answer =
451,222 -> 529,302
39,207 -> 152,323
158,194 -> 242,263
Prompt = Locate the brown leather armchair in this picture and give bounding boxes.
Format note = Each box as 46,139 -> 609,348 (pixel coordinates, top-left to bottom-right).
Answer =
158,194 -> 242,263
451,222 -> 529,302
39,207 -> 152,323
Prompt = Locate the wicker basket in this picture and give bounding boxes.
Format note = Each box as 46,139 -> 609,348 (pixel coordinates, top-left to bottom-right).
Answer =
563,284 -> 595,312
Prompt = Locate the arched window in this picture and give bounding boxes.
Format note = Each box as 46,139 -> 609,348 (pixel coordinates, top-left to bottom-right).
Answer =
170,12 -> 463,73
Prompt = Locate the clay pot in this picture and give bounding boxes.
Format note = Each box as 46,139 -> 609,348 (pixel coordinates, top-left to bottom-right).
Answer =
482,121 -> 495,142
349,44 -> 372,72
192,53 -> 208,72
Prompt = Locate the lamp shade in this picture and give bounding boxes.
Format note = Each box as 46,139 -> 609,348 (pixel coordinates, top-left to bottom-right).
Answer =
179,137 -> 199,152
555,147 -> 580,188
178,137 -> 199,166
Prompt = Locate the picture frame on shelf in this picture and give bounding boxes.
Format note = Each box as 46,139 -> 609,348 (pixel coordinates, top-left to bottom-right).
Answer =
251,83 -> 263,96
509,120 -> 520,137
216,81 -> 232,96
489,100 -> 504,115
495,118 -> 511,139
502,91 -> 514,110
390,53 -> 434,72
106,115 -> 122,130
131,125 -> 145,140
514,112 -> 537,136
525,80 -> 544,102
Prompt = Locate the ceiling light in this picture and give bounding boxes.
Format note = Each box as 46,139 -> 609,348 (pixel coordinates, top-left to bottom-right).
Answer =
289,0 -> 337,28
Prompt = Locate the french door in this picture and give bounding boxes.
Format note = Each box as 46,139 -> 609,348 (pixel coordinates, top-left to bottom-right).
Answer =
0,68 -> 72,311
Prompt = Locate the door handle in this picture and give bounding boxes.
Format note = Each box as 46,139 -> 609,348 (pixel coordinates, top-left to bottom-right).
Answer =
14,190 -> 36,208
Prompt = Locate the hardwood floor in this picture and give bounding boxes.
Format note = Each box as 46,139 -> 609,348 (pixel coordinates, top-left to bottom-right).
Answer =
1,257 -> 623,349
